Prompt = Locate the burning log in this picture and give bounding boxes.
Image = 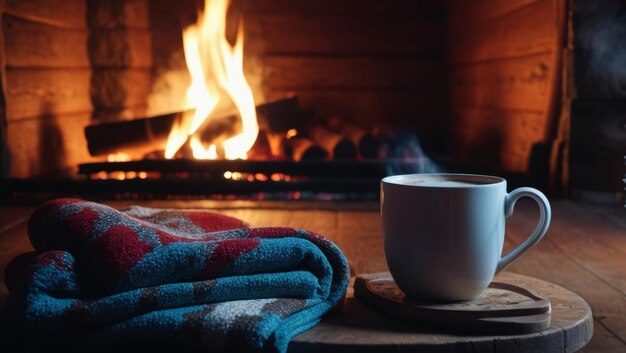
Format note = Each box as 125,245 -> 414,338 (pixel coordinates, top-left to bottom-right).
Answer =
265,131 -> 288,159
256,96 -> 303,132
358,134 -> 382,159
301,146 -> 329,161
247,130 -> 273,160
283,136 -> 328,161
326,114 -> 365,144
326,114 -> 381,159
308,125 -> 357,160
84,112 -> 181,157
84,97 -> 300,158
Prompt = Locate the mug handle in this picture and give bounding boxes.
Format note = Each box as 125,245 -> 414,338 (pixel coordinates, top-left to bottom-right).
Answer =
496,187 -> 551,274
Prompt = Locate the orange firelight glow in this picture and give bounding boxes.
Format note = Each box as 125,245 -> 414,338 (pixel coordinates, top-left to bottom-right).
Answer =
107,152 -> 131,162
286,129 -> 298,139
164,0 -> 258,160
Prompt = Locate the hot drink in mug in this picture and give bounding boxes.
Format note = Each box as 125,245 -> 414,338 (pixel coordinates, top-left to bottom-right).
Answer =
381,173 -> 551,302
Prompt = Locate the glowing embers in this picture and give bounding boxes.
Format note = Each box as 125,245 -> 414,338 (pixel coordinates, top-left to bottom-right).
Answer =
107,153 -> 132,162
77,159 -> 387,200
89,169 -> 294,183
222,171 -> 292,182
91,171 -> 151,181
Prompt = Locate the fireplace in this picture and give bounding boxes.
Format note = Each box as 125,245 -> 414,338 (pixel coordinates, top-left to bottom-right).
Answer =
0,0 -> 624,204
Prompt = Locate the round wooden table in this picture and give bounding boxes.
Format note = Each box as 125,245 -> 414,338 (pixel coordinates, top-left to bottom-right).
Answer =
290,272 -> 593,353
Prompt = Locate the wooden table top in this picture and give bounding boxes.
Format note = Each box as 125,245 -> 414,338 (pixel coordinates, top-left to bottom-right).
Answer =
0,199 -> 625,352
291,272 -> 592,353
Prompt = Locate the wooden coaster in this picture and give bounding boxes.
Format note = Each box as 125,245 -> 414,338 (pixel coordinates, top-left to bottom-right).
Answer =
354,272 -> 551,335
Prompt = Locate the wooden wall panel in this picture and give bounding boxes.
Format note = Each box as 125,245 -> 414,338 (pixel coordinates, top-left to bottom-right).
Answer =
450,53 -> 553,112
144,0 -> 193,117
4,0 -> 86,29
451,107 -> 545,172
235,0 -> 445,17
120,0 -> 150,30
88,0 -> 152,123
449,0 -> 559,63
448,0 -> 565,174
449,0 -> 540,25
6,113 -> 93,177
3,15 -> 89,68
90,69 -> 151,111
5,69 -> 91,121
2,1 -> 95,177
0,10 -> 6,177
250,15 -> 443,56
1,0 -> 154,177
88,29 -> 152,69
262,57 -> 444,90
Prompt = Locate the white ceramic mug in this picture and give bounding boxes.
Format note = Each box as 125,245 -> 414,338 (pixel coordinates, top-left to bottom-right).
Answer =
381,173 -> 551,302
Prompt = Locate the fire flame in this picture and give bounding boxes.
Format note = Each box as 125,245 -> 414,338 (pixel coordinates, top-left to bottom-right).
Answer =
164,0 -> 258,160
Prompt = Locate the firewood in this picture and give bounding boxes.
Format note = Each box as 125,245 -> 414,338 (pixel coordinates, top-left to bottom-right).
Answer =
326,114 -> 366,144
283,136 -> 328,161
84,97 -> 299,157
308,125 -> 357,160
326,114 -> 380,159
358,133 -> 382,159
301,146 -> 328,161
247,130 -> 272,160
256,96 -> 301,132
196,114 -> 242,145
84,111 -> 180,156
265,131 -> 288,159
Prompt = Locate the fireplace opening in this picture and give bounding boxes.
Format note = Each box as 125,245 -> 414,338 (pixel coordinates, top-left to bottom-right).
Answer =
0,0 -> 624,204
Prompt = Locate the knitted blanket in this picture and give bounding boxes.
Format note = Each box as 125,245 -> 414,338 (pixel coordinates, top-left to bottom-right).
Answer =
3,198 -> 350,353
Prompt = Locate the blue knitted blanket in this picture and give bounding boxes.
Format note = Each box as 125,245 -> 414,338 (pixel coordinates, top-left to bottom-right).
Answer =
3,199 -> 350,352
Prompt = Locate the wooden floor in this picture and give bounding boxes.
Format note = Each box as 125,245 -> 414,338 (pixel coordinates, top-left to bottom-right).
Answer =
0,199 -> 625,352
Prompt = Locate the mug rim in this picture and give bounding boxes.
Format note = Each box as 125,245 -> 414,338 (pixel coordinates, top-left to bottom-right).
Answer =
381,173 -> 505,188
